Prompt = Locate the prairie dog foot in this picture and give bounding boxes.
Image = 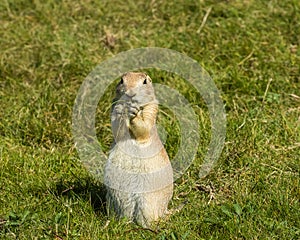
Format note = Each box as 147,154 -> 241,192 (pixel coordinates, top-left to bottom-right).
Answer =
164,202 -> 187,221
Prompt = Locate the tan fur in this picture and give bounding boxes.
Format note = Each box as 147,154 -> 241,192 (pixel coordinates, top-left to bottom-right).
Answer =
104,72 -> 173,227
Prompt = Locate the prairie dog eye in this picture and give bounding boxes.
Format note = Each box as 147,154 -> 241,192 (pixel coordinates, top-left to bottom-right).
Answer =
120,78 -> 124,84
143,78 -> 147,84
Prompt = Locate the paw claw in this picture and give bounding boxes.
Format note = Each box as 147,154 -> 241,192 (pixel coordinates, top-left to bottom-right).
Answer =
126,102 -> 140,119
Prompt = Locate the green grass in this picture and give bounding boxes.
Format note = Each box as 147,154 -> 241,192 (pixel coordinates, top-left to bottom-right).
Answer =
1,0 -> 299,239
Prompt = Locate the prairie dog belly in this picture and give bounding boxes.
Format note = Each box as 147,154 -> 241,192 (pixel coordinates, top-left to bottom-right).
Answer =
104,139 -> 173,227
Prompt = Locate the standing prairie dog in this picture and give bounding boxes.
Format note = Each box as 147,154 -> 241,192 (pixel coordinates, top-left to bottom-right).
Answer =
104,72 -> 173,227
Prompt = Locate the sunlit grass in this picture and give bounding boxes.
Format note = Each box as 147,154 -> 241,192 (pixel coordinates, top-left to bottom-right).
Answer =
1,0 -> 299,239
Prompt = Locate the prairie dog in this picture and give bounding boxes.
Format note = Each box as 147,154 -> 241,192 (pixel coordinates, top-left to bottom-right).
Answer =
104,72 -> 173,227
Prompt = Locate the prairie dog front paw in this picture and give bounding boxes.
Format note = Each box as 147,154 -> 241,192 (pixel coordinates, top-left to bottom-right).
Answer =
113,103 -> 126,116
128,102 -> 141,120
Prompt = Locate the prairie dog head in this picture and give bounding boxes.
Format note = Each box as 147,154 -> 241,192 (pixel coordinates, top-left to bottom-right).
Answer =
115,72 -> 157,105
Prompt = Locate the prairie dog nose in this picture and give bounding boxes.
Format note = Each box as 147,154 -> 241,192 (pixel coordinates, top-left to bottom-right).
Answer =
125,89 -> 136,98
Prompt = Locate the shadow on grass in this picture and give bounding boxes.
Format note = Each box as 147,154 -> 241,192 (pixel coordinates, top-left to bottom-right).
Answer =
53,176 -> 107,215
0,177 -> 107,238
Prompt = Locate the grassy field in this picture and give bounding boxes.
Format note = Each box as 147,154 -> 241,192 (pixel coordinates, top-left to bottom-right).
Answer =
1,0 -> 299,239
